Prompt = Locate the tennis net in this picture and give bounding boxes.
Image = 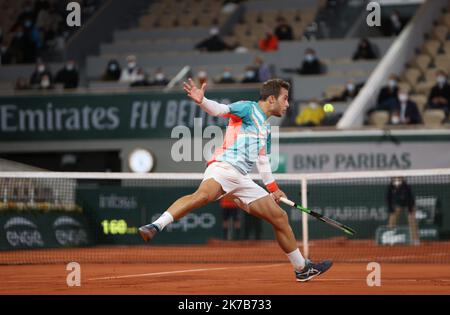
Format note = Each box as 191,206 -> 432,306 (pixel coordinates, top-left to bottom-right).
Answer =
0,169 -> 449,265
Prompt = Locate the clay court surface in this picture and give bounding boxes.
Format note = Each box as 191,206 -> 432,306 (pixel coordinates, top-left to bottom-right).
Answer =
1,240 -> 450,295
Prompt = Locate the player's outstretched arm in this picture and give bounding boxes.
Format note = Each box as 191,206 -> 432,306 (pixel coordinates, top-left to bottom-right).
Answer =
183,78 -> 230,117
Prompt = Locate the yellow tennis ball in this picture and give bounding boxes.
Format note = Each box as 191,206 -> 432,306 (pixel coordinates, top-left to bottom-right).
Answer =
323,103 -> 334,113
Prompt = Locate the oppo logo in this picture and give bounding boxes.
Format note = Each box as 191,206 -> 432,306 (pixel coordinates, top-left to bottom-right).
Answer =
152,213 -> 216,232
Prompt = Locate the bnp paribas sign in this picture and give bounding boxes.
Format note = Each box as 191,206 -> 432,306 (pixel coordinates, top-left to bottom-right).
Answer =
0,89 -> 259,141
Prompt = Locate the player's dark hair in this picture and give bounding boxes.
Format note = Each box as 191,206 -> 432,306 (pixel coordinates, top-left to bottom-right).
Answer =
260,79 -> 290,101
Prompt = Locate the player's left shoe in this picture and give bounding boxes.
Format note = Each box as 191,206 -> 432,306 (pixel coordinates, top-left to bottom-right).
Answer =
295,259 -> 333,282
138,224 -> 160,242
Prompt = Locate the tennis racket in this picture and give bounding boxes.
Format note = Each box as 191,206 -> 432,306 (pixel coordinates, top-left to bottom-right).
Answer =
280,197 -> 356,236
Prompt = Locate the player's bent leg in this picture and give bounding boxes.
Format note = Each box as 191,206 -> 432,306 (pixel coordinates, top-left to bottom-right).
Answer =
248,195 -> 298,253
139,178 -> 224,242
248,195 -> 333,282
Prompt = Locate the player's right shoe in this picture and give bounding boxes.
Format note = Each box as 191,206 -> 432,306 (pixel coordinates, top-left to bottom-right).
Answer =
295,259 -> 333,282
138,224 -> 160,242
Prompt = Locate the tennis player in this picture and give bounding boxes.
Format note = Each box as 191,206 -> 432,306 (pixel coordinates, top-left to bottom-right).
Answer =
139,78 -> 332,282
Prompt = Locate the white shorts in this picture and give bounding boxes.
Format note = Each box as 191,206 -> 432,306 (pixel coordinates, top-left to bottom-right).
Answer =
203,161 -> 269,212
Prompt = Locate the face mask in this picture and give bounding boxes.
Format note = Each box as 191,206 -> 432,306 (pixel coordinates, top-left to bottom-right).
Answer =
391,115 -> 400,124
393,180 -> 402,187
66,64 -> 74,71
109,64 -> 117,71
437,75 -> 446,85
24,20 -> 32,28
128,62 -> 136,69
222,71 -> 231,78
41,79 -> 50,88
398,94 -> 408,102
198,71 -> 207,78
388,80 -> 397,88
309,102 -> 318,109
38,65 -> 45,73
305,54 -> 315,62
347,84 -> 355,92
245,71 -> 255,78
1,46 -> 6,53
155,73 -> 165,81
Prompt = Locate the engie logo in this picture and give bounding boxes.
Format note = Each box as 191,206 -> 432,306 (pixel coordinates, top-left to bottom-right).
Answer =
4,217 -> 44,247
53,216 -> 88,246
152,213 -> 216,232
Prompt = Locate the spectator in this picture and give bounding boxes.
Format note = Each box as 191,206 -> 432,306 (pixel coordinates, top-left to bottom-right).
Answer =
295,100 -> 325,127
330,79 -> 363,102
389,10 -> 404,36
298,48 -> 322,75
254,56 -> 272,82
30,61 -> 52,88
352,38 -> 377,60
1,45 -> 12,65
151,68 -> 170,86
241,66 -> 259,83
232,41 -> 249,53
426,70 -> 450,118
195,27 -> 230,52
258,30 -> 278,52
120,55 -> 141,83
15,77 -> 31,90
197,70 -> 209,86
377,74 -> 399,108
385,89 -> 421,125
102,59 -> 122,81
387,177 -> 419,245
220,195 -> 241,240
55,59 -> 79,89
38,73 -> 53,90
274,17 -> 294,40
130,69 -> 150,87
217,67 -> 236,84
8,26 -> 28,63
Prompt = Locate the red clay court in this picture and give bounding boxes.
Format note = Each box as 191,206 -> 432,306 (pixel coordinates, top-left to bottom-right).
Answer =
1,240 -> 449,295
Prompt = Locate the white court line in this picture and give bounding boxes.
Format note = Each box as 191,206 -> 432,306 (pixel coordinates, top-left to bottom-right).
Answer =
88,263 -> 285,281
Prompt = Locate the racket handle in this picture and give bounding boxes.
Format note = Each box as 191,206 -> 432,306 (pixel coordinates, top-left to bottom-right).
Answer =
279,197 -> 295,207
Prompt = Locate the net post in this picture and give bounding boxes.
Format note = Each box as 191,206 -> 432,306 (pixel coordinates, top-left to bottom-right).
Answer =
301,177 -> 309,259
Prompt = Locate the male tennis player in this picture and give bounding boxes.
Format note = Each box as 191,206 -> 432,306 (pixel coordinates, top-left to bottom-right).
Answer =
139,78 -> 332,282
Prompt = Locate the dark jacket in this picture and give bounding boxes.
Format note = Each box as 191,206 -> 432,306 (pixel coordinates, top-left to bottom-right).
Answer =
299,59 -> 322,75
427,82 -> 450,113
385,99 -> 422,124
56,68 -> 79,89
387,183 -> 415,213
377,86 -> 399,108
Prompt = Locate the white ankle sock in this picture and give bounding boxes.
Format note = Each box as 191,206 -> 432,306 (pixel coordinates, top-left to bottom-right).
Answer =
152,211 -> 174,231
286,248 -> 306,271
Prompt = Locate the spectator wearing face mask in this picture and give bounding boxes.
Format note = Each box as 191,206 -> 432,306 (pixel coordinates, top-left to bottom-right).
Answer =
197,70 -> 209,86
130,69 -> 150,87
377,74 -> 400,109
151,68 -> 170,86
38,74 -> 53,90
386,89 -> 421,125
274,17 -> 293,41
217,67 -> 236,84
295,100 -> 325,127
102,59 -> 122,81
241,66 -> 259,83
298,48 -> 322,75
329,79 -> 363,102
352,38 -> 377,60
426,70 -> 450,118
30,61 -> 52,88
389,10 -> 404,36
195,27 -> 231,52
55,59 -> 79,89
254,56 -> 272,82
120,55 -> 141,83
0,45 -> 12,65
